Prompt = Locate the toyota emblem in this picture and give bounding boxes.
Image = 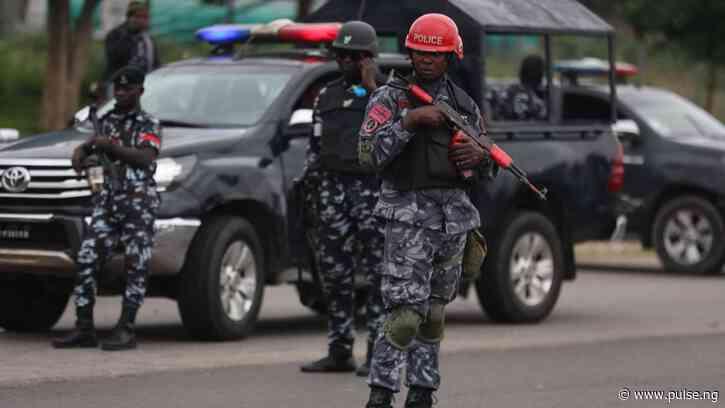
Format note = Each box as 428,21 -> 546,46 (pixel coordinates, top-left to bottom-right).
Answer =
1,167 -> 31,193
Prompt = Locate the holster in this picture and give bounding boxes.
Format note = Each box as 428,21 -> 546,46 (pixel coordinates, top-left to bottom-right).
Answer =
462,229 -> 487,283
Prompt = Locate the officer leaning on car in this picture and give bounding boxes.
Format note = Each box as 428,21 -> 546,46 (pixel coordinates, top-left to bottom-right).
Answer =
52,66 -> 162,352
358,14 -> 497,408
299,21 -> 386,377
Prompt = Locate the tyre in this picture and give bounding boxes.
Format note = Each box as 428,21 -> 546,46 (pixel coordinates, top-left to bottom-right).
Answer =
178,216 -> 265,341
652,195 -> 725,275
476,211 -> 564,323
0,276 -> 72,332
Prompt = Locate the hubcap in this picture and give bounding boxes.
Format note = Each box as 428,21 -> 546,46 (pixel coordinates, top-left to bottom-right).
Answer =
219,240 -> 257,321
509,232 -> 554,307
663,209 -> 713,266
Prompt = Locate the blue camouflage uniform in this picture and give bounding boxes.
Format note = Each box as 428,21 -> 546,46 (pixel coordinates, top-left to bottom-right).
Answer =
301,79 -> 385,356
359,75 -> 493,393
74,108 -> 161,312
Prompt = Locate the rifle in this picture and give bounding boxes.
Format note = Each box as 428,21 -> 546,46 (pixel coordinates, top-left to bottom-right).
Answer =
86,105 -> 120,192
390,72 -> 548,200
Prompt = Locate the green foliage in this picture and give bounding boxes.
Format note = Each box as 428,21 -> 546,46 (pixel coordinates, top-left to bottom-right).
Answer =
621,0 -> 725,64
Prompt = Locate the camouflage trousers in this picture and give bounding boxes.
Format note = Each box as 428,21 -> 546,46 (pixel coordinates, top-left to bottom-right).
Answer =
368,220 -> 466,392
317,173 -> 385,352
74,189 -> 159,310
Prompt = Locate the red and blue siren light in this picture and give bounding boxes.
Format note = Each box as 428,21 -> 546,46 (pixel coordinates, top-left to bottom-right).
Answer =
196,19 -> 341,46
554,57 -> 639,78
195,24 -> 255,44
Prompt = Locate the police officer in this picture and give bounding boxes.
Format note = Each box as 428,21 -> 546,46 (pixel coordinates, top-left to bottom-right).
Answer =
103,1 -> 160,98
358,14 -> 496,407
298,21 -> 386,376
52,66 -> 162,351
495,54 -> 547,121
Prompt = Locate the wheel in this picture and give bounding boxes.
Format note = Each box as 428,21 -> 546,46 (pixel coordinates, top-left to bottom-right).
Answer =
652,195 -> 725,274
0,276 -> 72,332
177,216 -> 265,341
476,211 -> 564,323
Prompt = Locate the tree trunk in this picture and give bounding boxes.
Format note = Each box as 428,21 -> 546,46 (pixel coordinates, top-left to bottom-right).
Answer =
41,0 -> 71,131
704,62 -> 719,113
65,0 -> 100,124
297,0 -> 313,20
40,0 -> 100,131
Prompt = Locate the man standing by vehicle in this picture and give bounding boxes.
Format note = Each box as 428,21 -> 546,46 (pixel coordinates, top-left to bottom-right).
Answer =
52,66 -> 162,351
299,21 -> 385,377
102,1 -> 159,98
358,14 -> 495,407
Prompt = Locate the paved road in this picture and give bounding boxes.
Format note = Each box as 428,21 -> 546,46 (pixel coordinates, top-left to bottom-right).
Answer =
1,268 -> 724,407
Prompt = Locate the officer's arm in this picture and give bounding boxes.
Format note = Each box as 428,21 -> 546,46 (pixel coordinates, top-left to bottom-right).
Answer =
299,88 -> 325,185
100,119 -> 161,167
358,87 -> 412,172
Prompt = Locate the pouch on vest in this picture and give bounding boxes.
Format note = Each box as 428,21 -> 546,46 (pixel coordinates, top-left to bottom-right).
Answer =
462,229 -> 487,283
426,127 -> 459,181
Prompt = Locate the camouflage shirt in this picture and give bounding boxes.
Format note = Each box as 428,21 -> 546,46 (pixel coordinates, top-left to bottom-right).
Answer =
358,76 -> 488,235
98,107 -> 162,193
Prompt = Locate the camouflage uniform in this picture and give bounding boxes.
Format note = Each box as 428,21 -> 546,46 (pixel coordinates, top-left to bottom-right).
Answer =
302,82 -> 385,355
74,108 -> 161,312
359,75 -> 492,393
487,83 -> 547,121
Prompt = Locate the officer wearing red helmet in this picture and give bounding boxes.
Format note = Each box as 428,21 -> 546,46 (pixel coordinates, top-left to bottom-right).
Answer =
358,14 -> 497,408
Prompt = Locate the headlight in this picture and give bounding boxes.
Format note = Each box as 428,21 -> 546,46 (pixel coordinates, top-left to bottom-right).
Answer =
154,156 -> 197,191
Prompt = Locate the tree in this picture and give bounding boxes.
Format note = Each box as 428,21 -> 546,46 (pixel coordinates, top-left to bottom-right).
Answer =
621,0 -> 725,112
40,0 -> 101,131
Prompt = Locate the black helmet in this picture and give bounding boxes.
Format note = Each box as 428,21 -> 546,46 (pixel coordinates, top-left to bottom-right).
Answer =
332,21 -> 378,57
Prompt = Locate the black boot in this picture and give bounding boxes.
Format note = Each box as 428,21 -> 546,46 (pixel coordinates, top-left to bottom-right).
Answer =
52,306 -> 98,349
405,386 -> 436,408
101,307 -> 137,351
365,386 -> 394,408
355,339 -> 374,377
300,343 -> 356,373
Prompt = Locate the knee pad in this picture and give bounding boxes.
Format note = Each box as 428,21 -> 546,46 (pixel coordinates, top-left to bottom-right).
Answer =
384,307 -> 422,350
417,303 -> 445,343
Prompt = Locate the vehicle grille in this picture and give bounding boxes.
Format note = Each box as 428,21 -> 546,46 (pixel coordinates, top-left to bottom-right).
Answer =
0,159 -> 91,200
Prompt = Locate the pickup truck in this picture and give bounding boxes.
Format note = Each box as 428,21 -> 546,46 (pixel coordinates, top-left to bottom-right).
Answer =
0,16 -> 622,340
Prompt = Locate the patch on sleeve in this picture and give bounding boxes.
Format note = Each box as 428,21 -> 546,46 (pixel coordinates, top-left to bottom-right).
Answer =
362,104 -> 393,134
140,132 -> 161,149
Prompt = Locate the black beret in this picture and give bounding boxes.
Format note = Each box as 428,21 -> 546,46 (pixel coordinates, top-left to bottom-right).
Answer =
112,66 -> 146,86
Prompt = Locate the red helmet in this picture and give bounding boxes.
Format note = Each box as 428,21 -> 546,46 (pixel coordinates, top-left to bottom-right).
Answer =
405,13 -> 463,59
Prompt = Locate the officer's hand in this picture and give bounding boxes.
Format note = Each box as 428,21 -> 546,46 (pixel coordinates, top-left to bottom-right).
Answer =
403,106 -> 446,130
448,130 -> 488,170
359,58 -> 378,92
71,146 -> 87,174
92,137 -> 115,152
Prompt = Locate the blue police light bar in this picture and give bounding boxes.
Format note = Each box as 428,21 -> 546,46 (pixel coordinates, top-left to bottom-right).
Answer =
195,24 -> 256,45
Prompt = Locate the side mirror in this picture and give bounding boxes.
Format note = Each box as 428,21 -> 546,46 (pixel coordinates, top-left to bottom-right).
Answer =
613,119 -> 640,144
284,108 -> 313,140
0,128 -> 20,143
289,109 -> 313,127
74,106 -> 90,126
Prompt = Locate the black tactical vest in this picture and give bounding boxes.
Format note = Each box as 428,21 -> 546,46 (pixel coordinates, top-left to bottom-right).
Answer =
385,78 -> 479,191
318,79 -> 373,174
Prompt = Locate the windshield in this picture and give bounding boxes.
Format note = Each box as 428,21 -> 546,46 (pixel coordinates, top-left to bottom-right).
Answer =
624,90 -> 725,140
132,65 -> 294,127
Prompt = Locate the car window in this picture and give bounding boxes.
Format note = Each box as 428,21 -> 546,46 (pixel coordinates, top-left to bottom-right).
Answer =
141,65 -> 296,127
622,90 -> 725,140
